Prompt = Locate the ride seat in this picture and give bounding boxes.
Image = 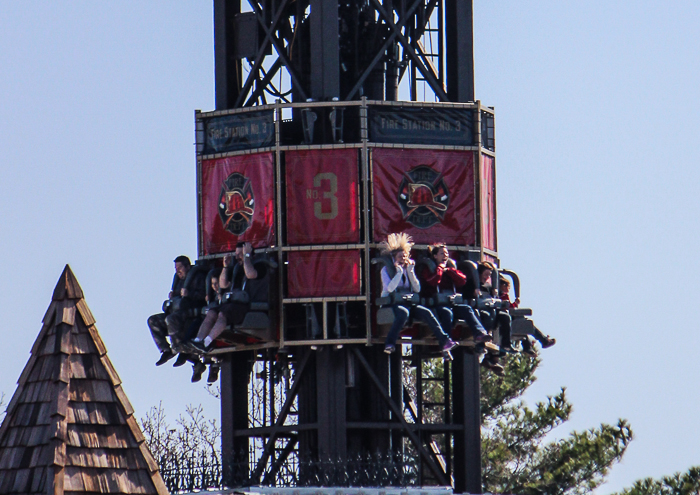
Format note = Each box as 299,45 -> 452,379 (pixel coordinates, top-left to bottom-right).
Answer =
218,256 -> 277,344
510,308 -> 535,339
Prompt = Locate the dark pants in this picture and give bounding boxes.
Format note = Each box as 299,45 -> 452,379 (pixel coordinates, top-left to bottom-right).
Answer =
434,304 -> 488,339
385,304 -> 450,347
496,311 -> 512,348
148,313 -> 170,352
148,310 -> 196,353
479,309 -> 512,348
165,310 -> 191,346
521,325 -> 548,351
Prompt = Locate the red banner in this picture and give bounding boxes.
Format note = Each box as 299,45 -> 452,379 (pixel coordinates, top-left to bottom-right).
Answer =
287,250 -> 361,297
285,149 -> 359,245
480,155 -> 497,251
200,153 -> 275,256
372,149 -> 476,245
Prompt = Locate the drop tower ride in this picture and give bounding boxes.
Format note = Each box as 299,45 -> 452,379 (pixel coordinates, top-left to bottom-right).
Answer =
195,1 -> 496,493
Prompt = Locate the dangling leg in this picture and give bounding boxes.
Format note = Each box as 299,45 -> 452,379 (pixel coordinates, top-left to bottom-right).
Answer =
384,305 -> 410,353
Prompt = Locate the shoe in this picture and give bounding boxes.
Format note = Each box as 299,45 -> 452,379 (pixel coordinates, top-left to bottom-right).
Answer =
499,345 -> 519,357
384,344 -> 395,354
173,353 -> 189,367
189,340 -> 208,354
155,350 -> 175,366
473,333 -> 492,344
491,362 -> 505,376
541,336 -> 556,349
191,362 -> 206,383
207,365 -> 220,384
442,339 -> 458,352
481,355 -> 505,376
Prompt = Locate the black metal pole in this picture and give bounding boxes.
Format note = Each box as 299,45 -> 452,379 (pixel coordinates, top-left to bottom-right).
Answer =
310,0 -> 340,99
452,348 -> 482,493
214,0 -> 241,110
220,352 -> 253,486
445,0 -> 475,102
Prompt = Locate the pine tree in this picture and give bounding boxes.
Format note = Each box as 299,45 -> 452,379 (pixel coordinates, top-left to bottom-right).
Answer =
611,467 -> 700,495
480,353 -> 633,494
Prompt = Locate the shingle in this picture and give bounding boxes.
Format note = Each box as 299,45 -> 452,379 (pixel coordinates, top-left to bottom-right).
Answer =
11,468 -> 31,492
0,267 -> 168,495
30,466 -> 46,492
64,465 -> 86,491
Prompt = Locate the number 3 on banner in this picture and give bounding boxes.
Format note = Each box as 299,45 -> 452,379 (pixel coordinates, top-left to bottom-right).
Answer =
313,172 -> 338,220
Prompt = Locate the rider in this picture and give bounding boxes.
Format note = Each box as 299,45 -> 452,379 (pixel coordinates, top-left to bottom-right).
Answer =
147,255 -> 207,366
478,261 -> 517,355
191,242 -> 266,352
419,243 -> 491,344
498,276 -> 555,356
379,233 -> 456,357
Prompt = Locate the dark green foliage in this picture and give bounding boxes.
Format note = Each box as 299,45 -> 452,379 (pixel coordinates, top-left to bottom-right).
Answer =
612,467 -> 700,495
480,353 -> 633,494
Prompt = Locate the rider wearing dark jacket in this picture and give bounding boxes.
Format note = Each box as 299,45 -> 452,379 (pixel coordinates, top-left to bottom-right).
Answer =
147,256 -> 207,366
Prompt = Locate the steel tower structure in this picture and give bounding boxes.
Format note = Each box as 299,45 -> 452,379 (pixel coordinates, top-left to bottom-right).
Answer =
204,1 -> 489,493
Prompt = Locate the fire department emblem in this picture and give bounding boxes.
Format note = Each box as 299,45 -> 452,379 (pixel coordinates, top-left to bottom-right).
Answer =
218,172 -> 255,236
397,166 -> 449,229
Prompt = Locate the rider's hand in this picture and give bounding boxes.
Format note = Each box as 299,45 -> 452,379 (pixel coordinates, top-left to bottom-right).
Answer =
243,242 -> 253,255
223,255 -> 233,267
181,288 -> 188,297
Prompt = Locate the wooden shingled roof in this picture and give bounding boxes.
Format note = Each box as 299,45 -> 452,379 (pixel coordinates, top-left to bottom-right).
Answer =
0,265 -> 168,495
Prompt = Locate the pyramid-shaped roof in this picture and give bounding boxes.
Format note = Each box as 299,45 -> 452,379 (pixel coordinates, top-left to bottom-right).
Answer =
0,265 -> 168,495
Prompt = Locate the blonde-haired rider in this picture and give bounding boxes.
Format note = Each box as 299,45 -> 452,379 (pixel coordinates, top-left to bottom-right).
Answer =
379,233 -> 457,358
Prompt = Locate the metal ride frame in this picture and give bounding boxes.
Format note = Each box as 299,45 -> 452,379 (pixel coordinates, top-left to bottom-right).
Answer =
213,0 -> 475,106
204,1 -> 489,493
198,100 -> 494,494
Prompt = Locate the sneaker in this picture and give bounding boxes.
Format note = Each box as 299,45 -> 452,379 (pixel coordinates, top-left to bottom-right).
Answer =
191,362 -> 206,383
207,364 -> 220,384
189,340 -> 208,354
481,355 -> 505,376
523,347 -> 538,357
442,339 -> 458,352
155,349 -> 175,366
541,336 -> 557,349
384,344 -> 396,354
499,345 -> 520,356
491,362 -> 505,376
173,353 -> 189,367
442,349 -> 454,361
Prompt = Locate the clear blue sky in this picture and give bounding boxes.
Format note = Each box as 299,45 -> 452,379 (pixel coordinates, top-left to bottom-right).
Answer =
1,2 -> 699,493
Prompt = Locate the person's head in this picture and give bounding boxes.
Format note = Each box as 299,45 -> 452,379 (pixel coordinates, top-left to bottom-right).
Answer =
429,243 -> 448,265
173,256 -> 191,279
477,261 -> 495,284
380,233 -> 414,266
210,273 -> 220,293
498,277 -> 510,296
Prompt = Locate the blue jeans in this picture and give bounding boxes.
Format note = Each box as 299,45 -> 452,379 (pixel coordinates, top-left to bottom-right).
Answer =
437,304 -> 488,338
452,304 -> 488,337
385,304 -> 450,347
